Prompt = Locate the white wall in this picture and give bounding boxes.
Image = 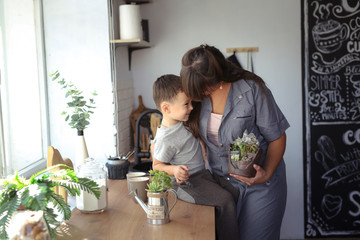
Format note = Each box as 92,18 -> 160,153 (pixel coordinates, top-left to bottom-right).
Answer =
41,0 -> 303,238
43,0 -> 116,165
125,0 -> 303,238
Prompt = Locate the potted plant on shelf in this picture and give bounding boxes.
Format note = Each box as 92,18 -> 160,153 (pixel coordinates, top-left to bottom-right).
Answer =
0,164 -> 100,239
50,70 -> 97,166
228,130 -> 263,178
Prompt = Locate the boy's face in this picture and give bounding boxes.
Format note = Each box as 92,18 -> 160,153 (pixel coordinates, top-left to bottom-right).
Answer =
167,91 -> 193,122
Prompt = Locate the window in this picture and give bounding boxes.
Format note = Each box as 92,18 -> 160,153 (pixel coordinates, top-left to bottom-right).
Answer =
0,0 -> 49,177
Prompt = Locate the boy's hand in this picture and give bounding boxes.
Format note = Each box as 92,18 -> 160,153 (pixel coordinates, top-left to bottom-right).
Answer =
174,165 -> 190,184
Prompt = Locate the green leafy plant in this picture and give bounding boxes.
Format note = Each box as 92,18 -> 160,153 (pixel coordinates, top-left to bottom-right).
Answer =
146,170 -> 173,193
0,164 -> 100,239
50,70 -> 97,132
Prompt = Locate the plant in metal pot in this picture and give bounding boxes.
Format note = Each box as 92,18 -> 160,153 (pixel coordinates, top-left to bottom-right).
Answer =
143,170 -> 177,225
146,170 -> 173,193
0,164 -> 100,239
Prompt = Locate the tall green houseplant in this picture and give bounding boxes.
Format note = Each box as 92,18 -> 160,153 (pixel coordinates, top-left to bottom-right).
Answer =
0,164 -> 100,239
50,70 -> 97,134
50,70 -> 97,164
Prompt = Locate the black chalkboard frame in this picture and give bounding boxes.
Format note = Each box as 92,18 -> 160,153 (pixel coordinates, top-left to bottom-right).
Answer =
302,0 -> 360,238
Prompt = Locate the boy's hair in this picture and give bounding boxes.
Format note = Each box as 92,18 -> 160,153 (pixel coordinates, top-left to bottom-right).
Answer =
153,74 -> 182,110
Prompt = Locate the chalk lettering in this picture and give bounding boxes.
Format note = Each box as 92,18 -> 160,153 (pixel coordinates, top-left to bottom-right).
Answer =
310,75 -> 342,90
321,111 -> 347,120
309,91 -> 321,107
340,148 -> 360,161
343,129 -> 360,145
322,160 -> 360,188
319,104 -> 332,113
349,191 -> 360,217
335,160 -> 359,176
347,41 -> 360,53
345,65 -> 360,75
320,90 -> 344,103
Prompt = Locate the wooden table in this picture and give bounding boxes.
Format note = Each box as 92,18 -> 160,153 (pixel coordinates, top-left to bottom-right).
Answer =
57,179 -> 215,240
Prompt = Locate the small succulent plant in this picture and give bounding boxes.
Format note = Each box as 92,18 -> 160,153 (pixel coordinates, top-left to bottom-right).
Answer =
230,130 -> 260,162
146,170 -> 173,193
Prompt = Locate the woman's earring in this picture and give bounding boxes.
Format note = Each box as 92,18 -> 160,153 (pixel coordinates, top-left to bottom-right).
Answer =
220,82 -> 223,90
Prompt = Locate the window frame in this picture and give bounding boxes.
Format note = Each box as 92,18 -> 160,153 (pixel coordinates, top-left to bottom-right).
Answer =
0,0 -> 50,178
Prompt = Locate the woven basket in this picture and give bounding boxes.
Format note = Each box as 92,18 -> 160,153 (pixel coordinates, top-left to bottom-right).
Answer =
106,160 -> 130,179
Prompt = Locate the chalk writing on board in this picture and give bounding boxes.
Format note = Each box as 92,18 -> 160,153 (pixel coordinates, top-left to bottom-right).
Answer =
303,0 -> 360,237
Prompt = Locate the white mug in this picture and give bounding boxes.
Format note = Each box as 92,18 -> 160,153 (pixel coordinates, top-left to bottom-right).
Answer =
126,172 -> 146,191
128,176 -> 149,203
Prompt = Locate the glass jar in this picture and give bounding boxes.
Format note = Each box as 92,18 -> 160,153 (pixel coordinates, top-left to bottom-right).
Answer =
76,158 -> 108,213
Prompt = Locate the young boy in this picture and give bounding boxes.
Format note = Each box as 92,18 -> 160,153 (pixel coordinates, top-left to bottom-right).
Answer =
151,74 -> 239,240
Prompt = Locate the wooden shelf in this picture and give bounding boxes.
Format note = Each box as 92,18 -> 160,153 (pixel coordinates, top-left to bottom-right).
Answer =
110,39 -> 151,48
226,47 -> 259,53
124,0 -> 150,4
110,39 -> 152,70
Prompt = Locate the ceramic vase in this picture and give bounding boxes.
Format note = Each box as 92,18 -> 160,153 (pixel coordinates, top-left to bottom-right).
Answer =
76,130 -> 89,167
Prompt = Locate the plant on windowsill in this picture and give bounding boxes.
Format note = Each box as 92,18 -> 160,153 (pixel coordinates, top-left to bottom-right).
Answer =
0,164 -> 100,240
50,70 -> 97,165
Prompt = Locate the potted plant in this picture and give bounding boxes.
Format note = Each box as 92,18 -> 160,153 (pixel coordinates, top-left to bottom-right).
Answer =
228,130 -> 263,177
132,170 -> 177,224
0,164 -> 100,239
146,170 -> 173,193
50,71 -> 97,165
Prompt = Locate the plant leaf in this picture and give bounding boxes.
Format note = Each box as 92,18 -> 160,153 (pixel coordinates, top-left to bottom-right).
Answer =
49,71 -> 96,131
0,193 -> 21,239
49,191 -> 72,220
43,207 -> 60,239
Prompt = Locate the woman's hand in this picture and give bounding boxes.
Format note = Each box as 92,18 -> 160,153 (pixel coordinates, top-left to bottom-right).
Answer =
230,133 -> 287,186
230,164 -> 268,186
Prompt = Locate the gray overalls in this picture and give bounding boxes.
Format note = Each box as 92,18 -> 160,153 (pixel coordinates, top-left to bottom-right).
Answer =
199,79 -> 290,240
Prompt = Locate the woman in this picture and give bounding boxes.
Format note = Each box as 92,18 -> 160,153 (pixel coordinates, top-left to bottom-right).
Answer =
181,44 -> 290,240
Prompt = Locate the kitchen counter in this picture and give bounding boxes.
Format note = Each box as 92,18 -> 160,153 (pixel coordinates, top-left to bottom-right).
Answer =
56,179 -> 215,240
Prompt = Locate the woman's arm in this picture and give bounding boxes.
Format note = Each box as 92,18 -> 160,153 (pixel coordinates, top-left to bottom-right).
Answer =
230,133 -> 287,186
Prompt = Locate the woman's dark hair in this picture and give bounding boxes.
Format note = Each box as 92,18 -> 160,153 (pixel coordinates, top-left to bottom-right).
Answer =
181,44 -> 266,137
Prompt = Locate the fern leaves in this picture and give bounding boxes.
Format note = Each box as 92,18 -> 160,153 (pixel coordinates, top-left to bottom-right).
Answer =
0,164 -> 100,239
0,191 -> 21,239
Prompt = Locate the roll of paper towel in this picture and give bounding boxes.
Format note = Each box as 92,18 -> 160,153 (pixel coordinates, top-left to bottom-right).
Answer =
119,4 -> 142,40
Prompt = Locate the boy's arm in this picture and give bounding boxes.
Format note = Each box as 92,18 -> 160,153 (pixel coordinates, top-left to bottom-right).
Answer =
151,142 -> 190,183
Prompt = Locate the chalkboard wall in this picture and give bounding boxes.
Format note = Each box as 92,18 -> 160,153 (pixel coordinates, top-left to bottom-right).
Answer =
302,0 -> 360,238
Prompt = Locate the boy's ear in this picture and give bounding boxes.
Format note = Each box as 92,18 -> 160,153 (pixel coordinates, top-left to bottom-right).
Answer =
160,102 -> 170,113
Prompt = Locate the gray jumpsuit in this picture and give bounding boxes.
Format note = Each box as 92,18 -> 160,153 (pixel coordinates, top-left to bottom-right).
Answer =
199,79 -> 290,240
